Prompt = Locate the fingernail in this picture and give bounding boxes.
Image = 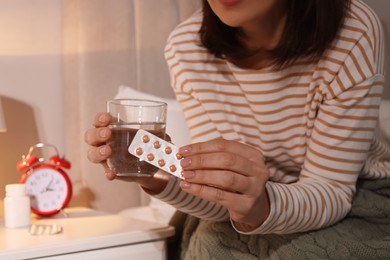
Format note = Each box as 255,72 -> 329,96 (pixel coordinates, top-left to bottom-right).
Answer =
179,146 -> 191,155
105,170 -> 115,180
99,129 -> 108,138
180,181 -> 191,189
182,171 -> 195,179
180,158 -> 191,168
99,146 -> 107,155
98,113 -> 106,123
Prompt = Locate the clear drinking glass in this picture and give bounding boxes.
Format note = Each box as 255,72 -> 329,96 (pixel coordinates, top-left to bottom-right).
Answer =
106,99 -> 167,177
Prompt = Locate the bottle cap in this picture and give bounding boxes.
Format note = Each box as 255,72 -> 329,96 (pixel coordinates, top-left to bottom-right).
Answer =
5,184 -> 27,197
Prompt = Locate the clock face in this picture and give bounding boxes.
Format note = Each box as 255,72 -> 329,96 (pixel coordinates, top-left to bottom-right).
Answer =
22,164 -> 72,216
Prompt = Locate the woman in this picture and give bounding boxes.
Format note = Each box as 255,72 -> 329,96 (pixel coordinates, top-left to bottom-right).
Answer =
85,0 -> 389,249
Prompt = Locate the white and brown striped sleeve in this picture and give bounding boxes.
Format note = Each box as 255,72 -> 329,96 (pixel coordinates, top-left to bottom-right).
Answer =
153,13 -> 230,222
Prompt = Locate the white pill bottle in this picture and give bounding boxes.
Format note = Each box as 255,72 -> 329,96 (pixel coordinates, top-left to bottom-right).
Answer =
4,184 -> 31,228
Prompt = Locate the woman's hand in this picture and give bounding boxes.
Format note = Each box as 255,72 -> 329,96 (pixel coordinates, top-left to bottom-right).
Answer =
84,112 -> 140,182
84,112 -> 117,180
84,112 -> 170,193
179,139 -> 270,231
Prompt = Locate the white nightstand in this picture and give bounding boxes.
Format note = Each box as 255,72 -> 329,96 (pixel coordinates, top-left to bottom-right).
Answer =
0,207 -> 175,260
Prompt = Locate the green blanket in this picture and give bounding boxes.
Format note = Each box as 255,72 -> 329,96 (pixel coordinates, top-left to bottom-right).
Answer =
168,178 -> 390,260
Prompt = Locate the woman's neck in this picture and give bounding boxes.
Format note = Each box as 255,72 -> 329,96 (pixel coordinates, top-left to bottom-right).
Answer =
233,2 -> 288,70
239,3 -> 287,51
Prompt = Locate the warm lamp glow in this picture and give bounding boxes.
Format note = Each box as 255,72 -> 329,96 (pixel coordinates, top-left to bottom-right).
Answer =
0,98 -> 6,133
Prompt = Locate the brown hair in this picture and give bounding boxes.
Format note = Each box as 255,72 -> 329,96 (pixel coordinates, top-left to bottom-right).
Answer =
200,0 -> 352,68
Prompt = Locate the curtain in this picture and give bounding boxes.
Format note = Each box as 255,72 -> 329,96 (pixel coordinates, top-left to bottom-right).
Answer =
63,0 -> 200,213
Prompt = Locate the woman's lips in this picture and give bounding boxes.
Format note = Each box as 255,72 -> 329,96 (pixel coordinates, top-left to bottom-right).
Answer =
218,0 -> 241,7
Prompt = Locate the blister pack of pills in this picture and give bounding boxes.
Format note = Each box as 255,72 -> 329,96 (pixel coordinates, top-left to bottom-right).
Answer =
128,129 -> 184,179
29,224 -> 63,236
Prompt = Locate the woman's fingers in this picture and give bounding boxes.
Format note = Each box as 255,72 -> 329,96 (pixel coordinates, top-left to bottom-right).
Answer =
178,139 -> 268,196
87,145 -> 112,163
181,169 -> 247,193
181,168 -> 266,196
93,112 -> 111,127
179,138 -> 264,164
100,161 -> 116,180
84,113 -> 111,146
180,181 -> 232,203
84,112 -> 112,146
180,151 -> 262,177
84,127 -> 111,146
177,139 -> 270,228
179,181 -> 255,215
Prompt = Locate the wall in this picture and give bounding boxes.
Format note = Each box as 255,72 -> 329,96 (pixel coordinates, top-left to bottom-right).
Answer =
0,0 -> 63,207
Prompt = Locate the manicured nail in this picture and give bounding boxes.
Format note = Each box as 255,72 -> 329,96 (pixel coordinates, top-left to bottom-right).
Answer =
182,171 -> 195,179
180,158 -> 191,168
180,181 -> 191,189
99,129 -> 108,138
179,146 -> 191,155
98,113 -> 107,123
99,146 -> 107,155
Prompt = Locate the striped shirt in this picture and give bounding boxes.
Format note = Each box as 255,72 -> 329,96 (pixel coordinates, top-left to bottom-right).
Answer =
155,0 -> 389,234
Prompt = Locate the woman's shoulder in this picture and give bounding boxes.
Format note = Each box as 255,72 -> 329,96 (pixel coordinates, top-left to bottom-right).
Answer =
331,0 -> 383,54
345,0 -> 383,40
165,10 -> 203,50
316,0 -> 385,98
319,0 -> 384,74
164,10 -> 220,70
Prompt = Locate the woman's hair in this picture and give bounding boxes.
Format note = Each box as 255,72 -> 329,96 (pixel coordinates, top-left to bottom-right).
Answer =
200,0 -> 352,68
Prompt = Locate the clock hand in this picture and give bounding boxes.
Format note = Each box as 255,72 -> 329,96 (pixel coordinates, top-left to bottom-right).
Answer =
40,177 -> 54,193
46,177 -> 54,189
47,178 -> 58,192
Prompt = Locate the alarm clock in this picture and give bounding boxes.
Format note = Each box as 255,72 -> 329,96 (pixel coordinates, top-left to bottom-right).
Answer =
16,143 -> 72,217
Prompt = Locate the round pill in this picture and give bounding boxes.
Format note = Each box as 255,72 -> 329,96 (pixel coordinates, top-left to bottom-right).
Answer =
153,141 -> 161,149
158,159 -> 165,167
135,147 -> 143,155
142,135 -> 150,143
147,153 -> 155,161
165,147 -> 172,154
176,153 -> 183,160
169,165 -> 177,172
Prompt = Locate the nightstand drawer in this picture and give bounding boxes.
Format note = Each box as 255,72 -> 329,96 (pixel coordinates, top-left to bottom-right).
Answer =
39,240 -> 167,260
